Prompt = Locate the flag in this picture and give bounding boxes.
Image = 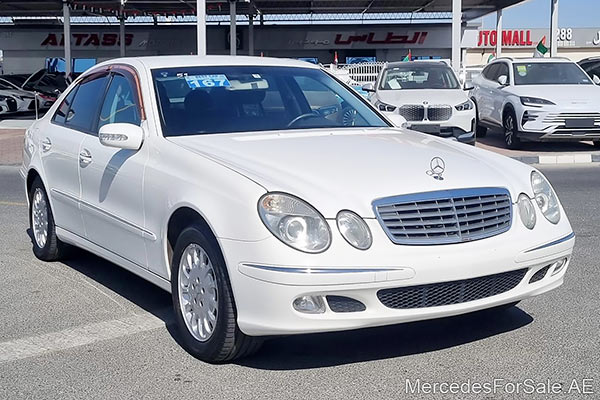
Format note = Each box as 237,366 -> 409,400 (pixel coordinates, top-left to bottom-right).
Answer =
487,51 -> 496,63
533,36 -> 548,58
402,50 -> 412,62
334,51 -> 338,65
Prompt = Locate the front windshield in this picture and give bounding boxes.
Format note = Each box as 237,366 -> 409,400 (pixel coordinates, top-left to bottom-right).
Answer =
152,66 -> 389,136
513,62 -> 592,85
379,64 -> 460,90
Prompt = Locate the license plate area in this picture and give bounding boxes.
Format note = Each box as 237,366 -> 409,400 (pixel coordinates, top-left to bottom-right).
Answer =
410,124 -> 441,134
565,118 -> 595,128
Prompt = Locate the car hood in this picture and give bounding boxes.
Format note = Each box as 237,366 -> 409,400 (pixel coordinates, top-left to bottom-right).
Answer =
168,128 -> 533,218
0,89 -> 33,98
376,89 -> 468,107
507,84 -> 600,106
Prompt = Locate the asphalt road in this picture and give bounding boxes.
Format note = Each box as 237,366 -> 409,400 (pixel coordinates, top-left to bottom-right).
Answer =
0,164 -> 598,399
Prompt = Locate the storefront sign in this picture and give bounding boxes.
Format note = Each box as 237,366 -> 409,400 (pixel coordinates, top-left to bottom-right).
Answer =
478,30 -> 534,47
334,32 -> 428,45
40,33 -> 134,47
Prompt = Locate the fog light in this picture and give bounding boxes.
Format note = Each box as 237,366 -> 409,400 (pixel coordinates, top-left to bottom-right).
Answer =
293,295 -> 325,314
551,258 -> 568,276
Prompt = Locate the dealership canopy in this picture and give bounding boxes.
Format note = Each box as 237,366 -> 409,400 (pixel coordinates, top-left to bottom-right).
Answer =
0,1 -> 528,20
0,0 -> 548,75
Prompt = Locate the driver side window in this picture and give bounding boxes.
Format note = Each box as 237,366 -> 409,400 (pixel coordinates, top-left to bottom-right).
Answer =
98,73 -> 141,130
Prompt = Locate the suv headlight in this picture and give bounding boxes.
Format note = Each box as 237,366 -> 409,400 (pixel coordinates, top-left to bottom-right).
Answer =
531,171 -> 560,224
376,101 -> 397,112
336,210 -> 372,250
258,193 -> 331,253
520,97 -> 556,107
454,100 -> 474,111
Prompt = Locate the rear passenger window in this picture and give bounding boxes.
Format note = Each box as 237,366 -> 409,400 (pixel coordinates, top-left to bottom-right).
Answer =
53,87 -> 77,125
65,75 -> 109,133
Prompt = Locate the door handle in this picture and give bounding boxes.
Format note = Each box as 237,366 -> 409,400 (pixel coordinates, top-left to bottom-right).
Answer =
79,149 -> 92,166
41,138 -> 52,152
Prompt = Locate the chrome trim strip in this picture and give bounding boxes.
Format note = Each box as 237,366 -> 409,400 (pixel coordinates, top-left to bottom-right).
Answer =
241,264 -> 396,274
525,232 -> 575,253
50,188 -> 157,241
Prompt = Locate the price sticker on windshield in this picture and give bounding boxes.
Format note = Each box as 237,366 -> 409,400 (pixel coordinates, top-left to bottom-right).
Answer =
185,74 -> 231,89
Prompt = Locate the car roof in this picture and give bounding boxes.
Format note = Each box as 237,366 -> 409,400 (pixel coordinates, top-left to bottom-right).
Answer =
494,57 -> 573,64
96,55 -> 322,70
385,60 -> 450,69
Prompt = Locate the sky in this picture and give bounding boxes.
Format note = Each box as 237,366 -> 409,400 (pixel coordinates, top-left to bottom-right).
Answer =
481,0 -> 600,28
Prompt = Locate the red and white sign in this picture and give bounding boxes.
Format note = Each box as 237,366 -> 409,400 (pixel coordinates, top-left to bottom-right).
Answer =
478,30 -> 534,47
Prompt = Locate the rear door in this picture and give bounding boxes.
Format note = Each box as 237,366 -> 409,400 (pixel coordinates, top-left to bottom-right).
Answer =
476,64 -> 499,123
40,74 -> 108,237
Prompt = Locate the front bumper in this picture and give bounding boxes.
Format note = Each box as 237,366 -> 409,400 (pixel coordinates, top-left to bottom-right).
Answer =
221,214 -> 574,337
405,113 -> 476,144
518,107 -> 600,141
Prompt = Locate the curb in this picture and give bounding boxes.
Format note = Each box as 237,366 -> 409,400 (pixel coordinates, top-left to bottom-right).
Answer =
510,154 -> 600,165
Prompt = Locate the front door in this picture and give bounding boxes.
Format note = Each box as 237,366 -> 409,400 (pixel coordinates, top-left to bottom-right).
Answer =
78,71 -> 148,268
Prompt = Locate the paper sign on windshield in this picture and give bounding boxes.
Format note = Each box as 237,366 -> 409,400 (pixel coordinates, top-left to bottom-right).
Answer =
185,74 -> 231,89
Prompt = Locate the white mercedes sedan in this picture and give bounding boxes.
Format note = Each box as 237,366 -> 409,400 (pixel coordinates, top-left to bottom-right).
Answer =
21,56 -> 575,363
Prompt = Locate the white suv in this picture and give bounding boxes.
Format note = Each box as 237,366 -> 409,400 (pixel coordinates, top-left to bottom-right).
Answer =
471,57 -> 600,149
363,61 -> 476,145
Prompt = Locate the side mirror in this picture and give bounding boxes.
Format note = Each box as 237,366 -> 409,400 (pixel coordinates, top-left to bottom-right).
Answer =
463,83 -> 475,91
362,82 -> 375,92
387,113 -> 407,128
497,75 -> 508,86
593,75 -> 600,85
99,123 -> 144,150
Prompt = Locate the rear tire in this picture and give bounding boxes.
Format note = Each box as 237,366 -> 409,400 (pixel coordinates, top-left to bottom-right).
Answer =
503,109 -> 521,149
171,225 -> 262,363
29,177 -> 66,261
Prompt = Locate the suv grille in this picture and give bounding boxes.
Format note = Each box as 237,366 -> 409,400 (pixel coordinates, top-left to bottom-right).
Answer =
398,105 -> 425,121
373,188 -> 512,245
427,105 -> 452,121
377,268 -> 527,309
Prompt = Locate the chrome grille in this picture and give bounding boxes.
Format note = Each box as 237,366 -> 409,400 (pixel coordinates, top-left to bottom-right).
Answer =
398,105 -> 425,121
377,268 -> 527,309
543,112 -> 600,125
427,105 -> 452,121
373,188 -> 512,245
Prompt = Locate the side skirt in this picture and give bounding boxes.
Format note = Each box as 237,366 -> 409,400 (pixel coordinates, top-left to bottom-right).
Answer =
56,227 -> 171,293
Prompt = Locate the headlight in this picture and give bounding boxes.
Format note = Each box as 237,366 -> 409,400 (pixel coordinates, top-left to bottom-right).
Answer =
336,210 -> 372,250
531,171 -> 560,224
517,194 -> 536,229
520,97 -> 556,107
376,101 -> 397,112
258,193 -> 331,253
454,100 -> 473,111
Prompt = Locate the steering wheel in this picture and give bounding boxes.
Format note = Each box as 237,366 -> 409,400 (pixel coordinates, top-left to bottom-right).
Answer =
286,111 -> 321,128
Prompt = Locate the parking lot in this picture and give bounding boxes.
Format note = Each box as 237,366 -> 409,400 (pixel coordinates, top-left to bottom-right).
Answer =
0,163 -> 598,399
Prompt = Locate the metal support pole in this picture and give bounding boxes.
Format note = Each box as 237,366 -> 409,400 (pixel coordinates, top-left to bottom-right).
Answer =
248,1 -> 254,56
63,0 -> 71,77
550,0 -> 559,57
197,0 -> 206,55
451,0 -> 462,71
119,15 -> 125,57
230,0 -> 237,56
496,9 -> 503,57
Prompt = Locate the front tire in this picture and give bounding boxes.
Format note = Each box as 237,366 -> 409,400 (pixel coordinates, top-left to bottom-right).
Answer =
29,177 -> 66,261
171,225 -> 262,363
503,109 -> 521,149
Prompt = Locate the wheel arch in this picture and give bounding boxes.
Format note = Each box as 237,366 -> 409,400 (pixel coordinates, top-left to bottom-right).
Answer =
165,205 -> 221,276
